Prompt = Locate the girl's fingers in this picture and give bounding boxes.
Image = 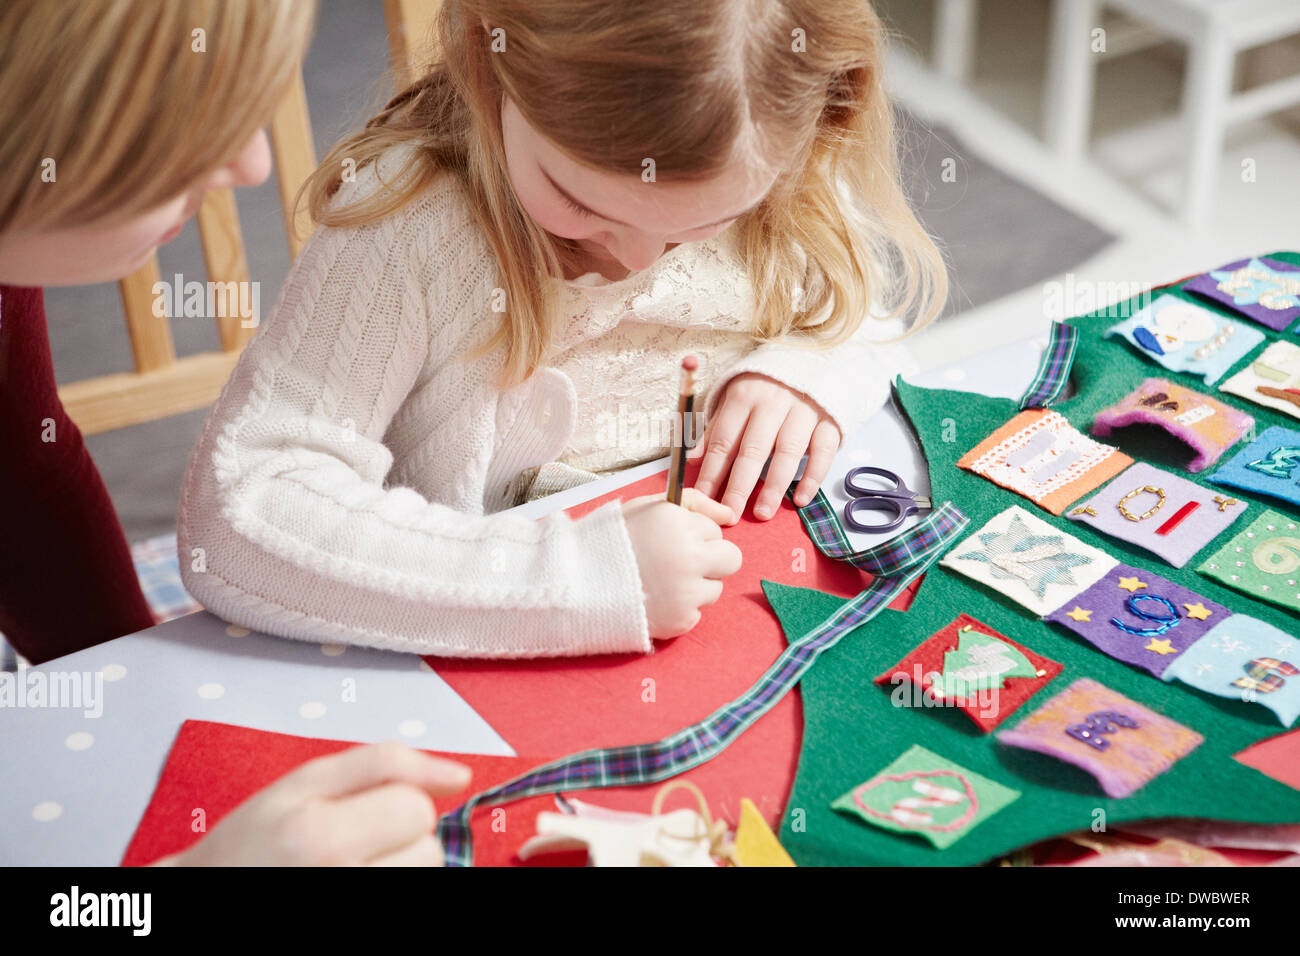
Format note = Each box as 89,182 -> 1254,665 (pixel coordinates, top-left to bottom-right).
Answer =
717,399 -> 788,523
754,405 -> 820,520
367,833 -> 445,867
678,487 -> 736,527
691,395 -> 751,501
282,740 -> 471,802
792,418 -> 842,508
325,782 -> 439,863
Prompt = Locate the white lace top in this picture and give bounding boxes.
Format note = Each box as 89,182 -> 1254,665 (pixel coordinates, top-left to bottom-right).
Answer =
177,147 -> 914,658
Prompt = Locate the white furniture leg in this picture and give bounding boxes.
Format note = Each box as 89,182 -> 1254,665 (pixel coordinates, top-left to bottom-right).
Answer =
1044,0 -> 1099,158
1182,27 -> 1234,228
934,0 -> 978,85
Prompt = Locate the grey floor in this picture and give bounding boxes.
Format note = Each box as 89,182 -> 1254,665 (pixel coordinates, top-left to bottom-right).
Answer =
44,0 -> 1112,543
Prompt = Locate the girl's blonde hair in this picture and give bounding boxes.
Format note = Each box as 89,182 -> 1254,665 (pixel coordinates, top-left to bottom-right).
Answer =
0,0 -> 315,232
307,0 -> 946,389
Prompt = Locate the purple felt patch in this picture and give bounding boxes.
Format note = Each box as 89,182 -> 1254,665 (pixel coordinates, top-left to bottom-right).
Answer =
997,677 -> 1204,798
1090,378 -> 1254,473
1183,257 -> 1300,332
1066,462 -> 1245,568
1044,563 -> 1230,677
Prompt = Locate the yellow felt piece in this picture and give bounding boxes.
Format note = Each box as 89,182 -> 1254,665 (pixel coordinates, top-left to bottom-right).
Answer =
733,798 -> 795,867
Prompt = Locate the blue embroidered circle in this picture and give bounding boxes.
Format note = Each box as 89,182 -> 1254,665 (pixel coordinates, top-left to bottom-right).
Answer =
1110,594 -> 1181,636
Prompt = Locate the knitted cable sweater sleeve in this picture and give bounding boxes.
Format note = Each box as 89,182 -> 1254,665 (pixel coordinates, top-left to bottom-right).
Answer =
177,180 -> 651,658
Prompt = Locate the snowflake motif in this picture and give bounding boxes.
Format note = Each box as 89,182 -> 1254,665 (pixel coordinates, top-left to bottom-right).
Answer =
1211,258 -> 1300,311
1213,636 -> 1248,655
1194,662 -> 1215,676
957,513 -> 1093,599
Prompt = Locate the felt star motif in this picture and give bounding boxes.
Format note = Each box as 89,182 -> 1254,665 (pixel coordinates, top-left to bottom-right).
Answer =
1065,606 -> 1093,622
1117,576 -> 1148,593
957,513 -> 1095,599
1212,258 -> 1300,311
1145,638 -> 1177,656
1183,602 -> 1213,620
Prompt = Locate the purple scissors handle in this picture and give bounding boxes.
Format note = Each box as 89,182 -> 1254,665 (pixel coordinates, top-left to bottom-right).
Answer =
842,466 -> 933,533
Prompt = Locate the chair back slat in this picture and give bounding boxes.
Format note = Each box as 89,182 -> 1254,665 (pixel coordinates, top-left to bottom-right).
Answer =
384,0 -> 442,88
268,71 -> 317,259
195,187 -> 256,353
118,256 -> 176,374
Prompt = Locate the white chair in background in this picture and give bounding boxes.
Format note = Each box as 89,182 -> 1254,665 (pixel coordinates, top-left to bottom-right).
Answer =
1045,0 -> 1300,228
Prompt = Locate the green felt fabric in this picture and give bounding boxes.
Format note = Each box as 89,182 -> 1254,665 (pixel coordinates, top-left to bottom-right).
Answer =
775,251 -> 1300,866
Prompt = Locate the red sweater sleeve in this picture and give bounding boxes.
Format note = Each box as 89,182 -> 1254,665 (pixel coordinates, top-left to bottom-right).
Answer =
0,285 -> 155,664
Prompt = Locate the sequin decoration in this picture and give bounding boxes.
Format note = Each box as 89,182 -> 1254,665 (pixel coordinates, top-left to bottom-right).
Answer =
997,678 -> 1204,799
1162,614 -> 1300,728
1090,378 -> 1254,473
957,409 -> 1133,515
1106,293 -> 1264,385
1219,341 -> 1300,421
1044,563 -> 1230,677
1068,462 -> 1243,568
831,745 -> 1020,849
940,505 -> 1119,616
1209,425 -> 1300,509
1198,509 -> 1300,614
1183,256 -> 1300,331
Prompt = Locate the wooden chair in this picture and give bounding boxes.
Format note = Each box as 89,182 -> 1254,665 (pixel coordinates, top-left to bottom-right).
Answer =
58,0 -> 443,436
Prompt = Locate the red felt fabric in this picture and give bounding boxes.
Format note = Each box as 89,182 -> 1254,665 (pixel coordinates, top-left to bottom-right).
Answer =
121,720 -> 582,867
872,613 -> 1064,733
0,285 -> 155,664
1234,729 -> 1300,792
428,459 -> 916,829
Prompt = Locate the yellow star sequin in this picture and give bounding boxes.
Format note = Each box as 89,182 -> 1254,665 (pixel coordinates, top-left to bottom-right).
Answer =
1183,602 -> 1213,620
1145,638 -> 1177,655
1117,576 -> 1148,593
1065,606 -> 1093,622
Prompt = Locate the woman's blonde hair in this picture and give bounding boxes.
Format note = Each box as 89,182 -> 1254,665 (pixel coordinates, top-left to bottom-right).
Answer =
0,0 -> 316,232
307,0 -> 946,389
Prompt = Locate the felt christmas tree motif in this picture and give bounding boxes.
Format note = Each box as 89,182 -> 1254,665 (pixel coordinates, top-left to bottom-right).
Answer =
1162,615 -> 1300,728
1198,509 -> 1300,614
1090,378 -> 1255,474
1219,341 -> 1300,420
996,678 -> 1204,799
1183,256 -> 1300,331
831,745 -> 1020,849
1066,462 -> 1244,569
1209,425 -> 1300,508
1044,564 -> 1230,678
732,797 -> 795,867
957,408 -> 1133,515
873,614 -> 1063,732
1106,294 -> 1264,386
940,505 -> 1118,616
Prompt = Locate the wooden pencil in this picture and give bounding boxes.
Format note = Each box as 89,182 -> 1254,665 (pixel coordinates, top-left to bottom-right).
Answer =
666,354 -> 697,505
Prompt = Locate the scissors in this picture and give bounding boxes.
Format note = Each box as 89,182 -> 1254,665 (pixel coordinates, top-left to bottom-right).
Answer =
842,466 -> 932,533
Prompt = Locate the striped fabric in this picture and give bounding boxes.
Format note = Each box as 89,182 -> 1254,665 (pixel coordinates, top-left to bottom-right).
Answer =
436,484 -> 969,867
1018,322 -> 1079,410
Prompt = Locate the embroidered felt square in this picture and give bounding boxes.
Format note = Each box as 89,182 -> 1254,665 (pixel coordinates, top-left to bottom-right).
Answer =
1090,377 -> 1254,473
996,677 -> 1204,799
1043,563 -> 1230,677
1198,509 -> 1300,614
940,506 -> 1119,616
1219,341 -> 1300,420
831,744 -> 1020,849
873,614 -> 1063,732
1182,256 -> 1300,332
1106,294 -> 1264,385
1208,425 -> 1300,509
1066,461 -> 1245,568
1163,615 -> 1300,728
957,409 -> 1133,515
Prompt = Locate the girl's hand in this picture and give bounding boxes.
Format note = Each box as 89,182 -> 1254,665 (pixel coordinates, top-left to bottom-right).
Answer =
689,373 -> 842,524
155,741 -> 472,867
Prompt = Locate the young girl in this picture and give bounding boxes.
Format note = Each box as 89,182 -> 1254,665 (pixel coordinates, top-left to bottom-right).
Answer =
178,0 -> 946,658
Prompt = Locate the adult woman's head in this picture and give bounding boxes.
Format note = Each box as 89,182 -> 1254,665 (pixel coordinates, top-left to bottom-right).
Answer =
308,0 -> 946,389
0,0 -> 316,285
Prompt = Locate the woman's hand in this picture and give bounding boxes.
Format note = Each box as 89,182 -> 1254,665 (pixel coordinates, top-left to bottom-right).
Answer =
690,373 -> 842,524
154,740 -> 471,867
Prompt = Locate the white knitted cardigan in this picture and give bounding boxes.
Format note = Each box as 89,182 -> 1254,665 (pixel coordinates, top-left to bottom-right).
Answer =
177,150 -> 915,658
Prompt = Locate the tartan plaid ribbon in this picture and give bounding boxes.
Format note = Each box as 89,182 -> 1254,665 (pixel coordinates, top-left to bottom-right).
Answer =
436,484 -> 969,867
1018,321 -> 1079,409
